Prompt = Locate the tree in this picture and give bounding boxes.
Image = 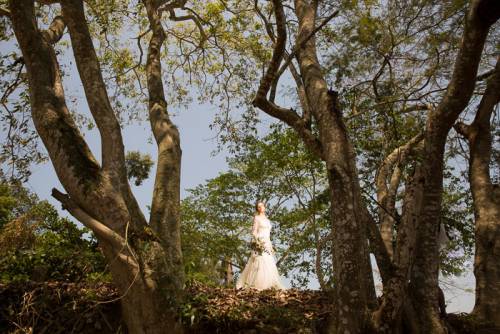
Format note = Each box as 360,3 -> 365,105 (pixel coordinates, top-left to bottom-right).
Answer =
409,2 -> 499,332
244,0 -> 499,332
455,57 -> 500,328
1,0 -> 499,332
3,0 -> 189,332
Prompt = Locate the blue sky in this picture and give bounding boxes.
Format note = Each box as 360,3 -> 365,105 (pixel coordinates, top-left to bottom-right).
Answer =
25,105 -> 231,214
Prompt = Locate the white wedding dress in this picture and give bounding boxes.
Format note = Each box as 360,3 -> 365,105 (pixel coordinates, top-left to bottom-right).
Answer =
236,215 -> 285,290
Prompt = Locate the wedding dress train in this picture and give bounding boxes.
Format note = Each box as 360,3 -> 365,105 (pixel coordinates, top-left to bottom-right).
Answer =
236,215 -> 285,290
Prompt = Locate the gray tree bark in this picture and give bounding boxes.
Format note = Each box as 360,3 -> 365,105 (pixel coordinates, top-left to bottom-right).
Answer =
455,57 -> 500,329
410,2 -> 499,332
8,1 -> 185,332
253,1 -> 370,331
252,0 -> 499,333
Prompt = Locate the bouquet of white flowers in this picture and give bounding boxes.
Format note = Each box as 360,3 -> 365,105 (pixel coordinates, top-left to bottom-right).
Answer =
250,237 -> 272,255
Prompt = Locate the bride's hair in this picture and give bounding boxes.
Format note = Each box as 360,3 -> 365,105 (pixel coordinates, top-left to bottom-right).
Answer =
255,201 -> 265,214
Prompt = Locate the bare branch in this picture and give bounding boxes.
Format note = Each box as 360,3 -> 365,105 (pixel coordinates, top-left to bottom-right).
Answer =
157,0 -> 187,13
254,0 -> 275,43
477,68 -> 495,82
41,15 -> 65,44
0,61 -> 24,105
51,188 -> 128,251
252,0 -> 323,158
0,7 -> 10,17
372,56 -> 390,101
401,104 -> 430,114
454,122 -> 473,140
168,9 -> 207,47
253,0 -> 286,102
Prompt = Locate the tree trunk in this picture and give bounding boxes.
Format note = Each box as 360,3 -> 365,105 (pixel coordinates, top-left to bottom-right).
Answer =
293,2 -> 369,330
142,0 -> 185,297
473,195 -> 500,328
455,57 -> 500,328
371,167 -> 422,333
326,167 -> 369,332
410,138 -> 447,333
224,257 -> 234,286
8,1 -> 185,332
109,244 -> 184,334
409,2 -> 499,332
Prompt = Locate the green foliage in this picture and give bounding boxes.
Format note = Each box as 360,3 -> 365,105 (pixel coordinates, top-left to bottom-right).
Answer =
181,173 -> 249,285
183,118 -> 476,287
125,150 -> 154,186
181,125 -> 331,288
0,182 -> 16,229
0,182 -> 108,284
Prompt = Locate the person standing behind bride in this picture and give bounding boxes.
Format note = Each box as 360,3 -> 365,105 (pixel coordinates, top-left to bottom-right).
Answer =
236,201 -> 285,290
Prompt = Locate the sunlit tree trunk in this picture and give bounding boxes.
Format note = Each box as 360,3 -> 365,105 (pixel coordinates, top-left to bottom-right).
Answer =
8,1 -> 185,332
223,257 -> 234,286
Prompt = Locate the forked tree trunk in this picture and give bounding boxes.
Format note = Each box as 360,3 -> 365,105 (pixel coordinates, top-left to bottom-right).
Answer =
409,2 -> 500,332
8,1 -> 185,332
108,248 -> 184,334
455,57 -> 500,328
249,0 -> 497,332
371,167 -> 423,333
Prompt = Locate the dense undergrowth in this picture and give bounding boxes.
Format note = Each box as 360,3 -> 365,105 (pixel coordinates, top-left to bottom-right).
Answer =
0,280 -> 494,334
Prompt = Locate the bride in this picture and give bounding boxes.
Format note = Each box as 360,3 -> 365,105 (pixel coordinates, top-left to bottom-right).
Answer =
236,201 -> 285,290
